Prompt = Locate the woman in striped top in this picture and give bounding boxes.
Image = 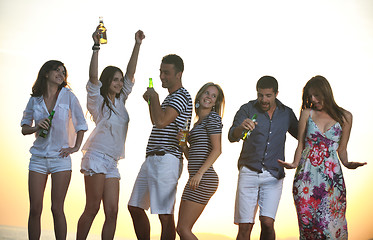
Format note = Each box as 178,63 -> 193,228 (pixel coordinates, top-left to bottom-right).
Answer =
176,82 -> 225,239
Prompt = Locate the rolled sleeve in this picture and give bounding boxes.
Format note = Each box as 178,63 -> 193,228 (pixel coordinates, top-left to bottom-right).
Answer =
21,98 -> 34,127
228,104 -> 249,142
121,74 -> 134,101
71,94 -> 88,132
86,80 -> 103,119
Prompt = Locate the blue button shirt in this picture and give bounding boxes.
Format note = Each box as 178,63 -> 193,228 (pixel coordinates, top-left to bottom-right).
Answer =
228,99 -> 298,179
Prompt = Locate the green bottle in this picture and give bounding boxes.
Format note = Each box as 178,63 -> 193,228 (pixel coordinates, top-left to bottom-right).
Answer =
148,78 -> 153,105
39,110 -> 55,138
241,114 -> 257,140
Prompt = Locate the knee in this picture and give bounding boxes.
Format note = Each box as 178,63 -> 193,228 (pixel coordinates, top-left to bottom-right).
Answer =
176,224 -> 189,238
51,203 -> 65,217
158,214 -> 173,224
260,217 -> 274,231
128,205 -> 142,216
83,202 -> 101,218
105,205 -> 118,220
29,204 -> 43,218
238,223 -> 254,239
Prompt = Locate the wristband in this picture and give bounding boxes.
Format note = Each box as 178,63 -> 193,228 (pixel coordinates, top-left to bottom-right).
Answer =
92,43 -> 100,51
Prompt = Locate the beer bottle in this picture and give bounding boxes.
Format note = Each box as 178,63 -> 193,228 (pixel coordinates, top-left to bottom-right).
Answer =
39,110 -> 55,138
179,119 -> 189,146
99,17 -> 107,44
148,78 -> 153,105
241,114 -> 257,140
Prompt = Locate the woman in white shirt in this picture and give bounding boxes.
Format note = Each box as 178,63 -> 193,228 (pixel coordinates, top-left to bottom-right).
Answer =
21,60 -> 88,240
76,27 -> 145,240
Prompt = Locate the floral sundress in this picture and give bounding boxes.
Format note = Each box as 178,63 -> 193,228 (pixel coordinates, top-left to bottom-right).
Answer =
293,110 -> 347,240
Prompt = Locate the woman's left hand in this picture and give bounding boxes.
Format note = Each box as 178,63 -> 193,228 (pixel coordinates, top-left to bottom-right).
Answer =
59,147 -> 77,158
344,161 -> 367,169
189,173 -> 203,191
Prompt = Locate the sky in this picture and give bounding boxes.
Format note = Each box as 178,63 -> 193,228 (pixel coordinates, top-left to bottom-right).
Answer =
1,0 -> 373,239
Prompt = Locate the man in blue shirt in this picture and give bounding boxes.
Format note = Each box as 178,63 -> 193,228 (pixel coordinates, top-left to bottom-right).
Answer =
228,76 -> 298,240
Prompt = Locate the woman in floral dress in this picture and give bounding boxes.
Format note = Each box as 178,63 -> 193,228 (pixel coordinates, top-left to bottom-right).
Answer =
278,75 -> 366,239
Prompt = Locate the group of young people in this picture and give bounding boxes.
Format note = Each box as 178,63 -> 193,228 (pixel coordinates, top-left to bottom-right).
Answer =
21,26 -> 366,240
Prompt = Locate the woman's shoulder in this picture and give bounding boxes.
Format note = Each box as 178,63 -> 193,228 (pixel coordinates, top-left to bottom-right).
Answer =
342,109 -> 352,123
300,108 -> 312,120
206,111 -> 222,125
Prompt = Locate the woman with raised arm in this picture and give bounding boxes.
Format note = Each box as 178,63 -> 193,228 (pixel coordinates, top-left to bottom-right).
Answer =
21,60 -> 87,240
76,27 -> 144,240
278,75 -> 366,239
176,82 -> 225,240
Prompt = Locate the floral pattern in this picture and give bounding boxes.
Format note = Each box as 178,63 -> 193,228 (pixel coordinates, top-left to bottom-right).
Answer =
293,115 -> 347,240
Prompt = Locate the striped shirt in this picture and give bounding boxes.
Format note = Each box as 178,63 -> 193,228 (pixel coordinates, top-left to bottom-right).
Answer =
182,111 -> 223,205
146,87 -> 192,160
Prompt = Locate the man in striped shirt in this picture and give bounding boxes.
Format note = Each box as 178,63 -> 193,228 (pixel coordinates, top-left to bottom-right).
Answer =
128,54 -> 193,240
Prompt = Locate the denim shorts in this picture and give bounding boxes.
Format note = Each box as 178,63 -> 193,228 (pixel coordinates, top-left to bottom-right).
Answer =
80,151 -> 120,179
29,155 -> 72,174
234,166 -> 283,224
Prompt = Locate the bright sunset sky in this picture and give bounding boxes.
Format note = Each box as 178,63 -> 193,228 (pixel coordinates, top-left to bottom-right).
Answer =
1,0 -> 373,239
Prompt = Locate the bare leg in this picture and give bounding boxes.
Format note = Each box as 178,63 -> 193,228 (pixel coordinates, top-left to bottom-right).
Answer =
50,170 -> 71,240
176,200 -> 205,240
236,223 -> 254,240
259,216 -> 275,240
128,205 -> 150,240
77,174 -> 106,240
102,178 -> 119,240
159,214 -> 176,240
28,171 -> 48,240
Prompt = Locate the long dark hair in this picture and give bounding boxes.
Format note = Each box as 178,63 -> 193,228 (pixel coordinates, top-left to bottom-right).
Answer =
31,60 -> 68,97
302,75 -> 346,124
99,66 -> 124,117
195,82 -> 225,118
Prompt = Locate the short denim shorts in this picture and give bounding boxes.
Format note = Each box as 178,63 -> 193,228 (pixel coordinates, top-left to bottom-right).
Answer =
80,151 -> 120,179
29,155 -> 72,174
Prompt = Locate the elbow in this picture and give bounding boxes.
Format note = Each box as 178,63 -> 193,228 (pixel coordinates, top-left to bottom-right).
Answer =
154,120 -> 168,129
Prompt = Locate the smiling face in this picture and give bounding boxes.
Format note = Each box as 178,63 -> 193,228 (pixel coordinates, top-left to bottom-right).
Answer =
108,71 -> 124,96
46,65 -> 66,86
198,85 -> 219,110
257,88 -> 278,112
159,63 -> 181,91
308,87 -> 323,110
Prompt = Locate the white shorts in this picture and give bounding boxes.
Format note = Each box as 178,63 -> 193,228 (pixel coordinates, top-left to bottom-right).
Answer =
81,151 -> 120,179
128,153 -> 182,214
29,155 -> 72,174
234,166 -> 283,224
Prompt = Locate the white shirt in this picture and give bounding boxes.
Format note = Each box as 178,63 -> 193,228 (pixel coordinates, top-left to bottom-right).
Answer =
21,87 -> 88,158
82,74 -> 134,160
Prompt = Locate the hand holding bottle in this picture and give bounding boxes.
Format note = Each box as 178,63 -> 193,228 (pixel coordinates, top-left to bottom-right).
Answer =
241,114 -> 257,140
179,119 -> 189,146
143,87 -> 158,103
92,26 -> 101,45
37,118 -> 51,132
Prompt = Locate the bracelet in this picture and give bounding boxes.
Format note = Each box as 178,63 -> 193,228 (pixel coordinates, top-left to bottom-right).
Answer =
92,43 -> 100,51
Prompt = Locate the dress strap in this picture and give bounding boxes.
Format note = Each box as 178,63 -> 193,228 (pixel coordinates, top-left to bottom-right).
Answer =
310,109 -> 313,117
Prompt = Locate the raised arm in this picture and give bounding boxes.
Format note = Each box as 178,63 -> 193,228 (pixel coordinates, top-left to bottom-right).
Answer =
278,108 -> 310,169
126,30 -> 145,82
89,27 -> 101,85
337,111 -> 367,169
